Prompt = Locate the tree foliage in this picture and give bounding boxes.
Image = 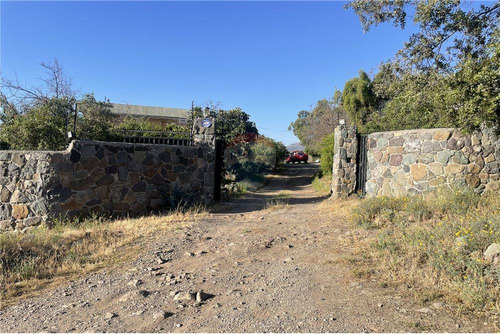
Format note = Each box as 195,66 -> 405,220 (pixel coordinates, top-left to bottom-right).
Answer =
215,107 -> 259,145
288,94 -> 346,154
343,0 -> 500,133
341,71 -> 378,132
77,94 -> 115,141
116,116 -> 189,138
319,132 -> 335,176
226,135 -> 288,182
0,94 -> 116,150
346,0 -> 499,71
0,98 -> 69,150
1,59 -> 118,150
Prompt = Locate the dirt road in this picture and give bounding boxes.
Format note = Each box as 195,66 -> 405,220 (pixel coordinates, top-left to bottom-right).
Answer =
0,164 -> 491,332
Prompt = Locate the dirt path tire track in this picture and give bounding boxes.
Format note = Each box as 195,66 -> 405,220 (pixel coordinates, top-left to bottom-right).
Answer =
0,163 -> 492,332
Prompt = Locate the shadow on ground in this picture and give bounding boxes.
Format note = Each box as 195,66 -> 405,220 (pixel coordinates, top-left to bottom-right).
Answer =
214,163 -> 328,214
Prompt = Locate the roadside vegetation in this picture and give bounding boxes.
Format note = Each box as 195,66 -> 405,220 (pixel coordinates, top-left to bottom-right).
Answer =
224,135 -> 288,197
348,188 -> 500,314
265,192 -> 291,211
343,1 -> 499,134
289,2 -> 499,189
312,175 -> 331,196
115,116 -> 190,138
0,207 -> 206,307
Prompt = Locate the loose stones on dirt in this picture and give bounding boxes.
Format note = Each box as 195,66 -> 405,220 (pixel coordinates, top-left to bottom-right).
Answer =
417,307 -> 432,314
173,291 -> 195,301
153,310 -> 173,320
431,301 -> 444,310
127,279 -> 143,287
119,290 -> 150,302
196,291 -> 210,302
484,243 -> 500,264
104,312 -> 117,320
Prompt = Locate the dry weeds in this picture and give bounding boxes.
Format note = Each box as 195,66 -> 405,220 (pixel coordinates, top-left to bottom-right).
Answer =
265,192 -> 291,211
337,188 -> 499,319
0,206 -> 207,307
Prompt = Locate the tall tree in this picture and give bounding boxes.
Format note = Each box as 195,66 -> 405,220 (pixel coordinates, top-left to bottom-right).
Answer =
1,58 -> 76,111
289,94 -> 346,154
346,0 -> 500,132
341,70 -> 378,132
346,0 -> 500,71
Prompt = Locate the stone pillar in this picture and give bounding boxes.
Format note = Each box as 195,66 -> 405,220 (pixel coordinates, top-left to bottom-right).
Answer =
192,116 -> 216,147
331,125 -> 358,198
191,115 -> 218,202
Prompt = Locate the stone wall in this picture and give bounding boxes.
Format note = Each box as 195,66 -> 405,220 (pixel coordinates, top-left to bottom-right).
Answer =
331,125 -> 358,198
0,140 -> 215,232
365,128 -> 499,196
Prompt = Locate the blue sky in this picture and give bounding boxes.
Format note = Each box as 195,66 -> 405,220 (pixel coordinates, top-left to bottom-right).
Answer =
1,1 -> 419,144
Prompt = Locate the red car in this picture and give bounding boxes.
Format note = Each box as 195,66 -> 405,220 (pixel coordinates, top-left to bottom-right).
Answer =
286,151 -> 308,164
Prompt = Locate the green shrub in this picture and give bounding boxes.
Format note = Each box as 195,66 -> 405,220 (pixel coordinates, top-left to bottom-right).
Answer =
115,117 -> 189,138
0,98 -> 69,150
319,133 -> 335,175
312,175 -> 331,195
0,94 -> 115,151
228,161 -> 269,182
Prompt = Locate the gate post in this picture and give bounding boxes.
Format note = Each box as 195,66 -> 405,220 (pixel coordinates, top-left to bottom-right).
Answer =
191,115 -> 219,202
331,125 -> 358,198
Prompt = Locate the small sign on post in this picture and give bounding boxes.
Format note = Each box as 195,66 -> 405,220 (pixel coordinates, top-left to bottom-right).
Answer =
201,119 -> 212,128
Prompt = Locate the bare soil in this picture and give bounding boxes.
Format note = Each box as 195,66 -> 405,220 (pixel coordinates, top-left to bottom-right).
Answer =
0,163 -> 493,332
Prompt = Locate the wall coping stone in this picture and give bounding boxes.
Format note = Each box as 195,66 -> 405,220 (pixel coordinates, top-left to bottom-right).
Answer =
367,128 -> 456,137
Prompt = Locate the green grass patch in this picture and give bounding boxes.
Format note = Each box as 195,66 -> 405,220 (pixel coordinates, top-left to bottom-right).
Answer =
312,175 -> 331,196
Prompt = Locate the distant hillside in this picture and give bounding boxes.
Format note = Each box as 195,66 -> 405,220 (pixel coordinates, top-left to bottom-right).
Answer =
286,142 -> 304,152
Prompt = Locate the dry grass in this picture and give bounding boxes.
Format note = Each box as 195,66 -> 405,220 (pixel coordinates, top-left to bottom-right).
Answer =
312,175 -> 332,196
318,196 -> 361,219
345,188 -> 500,317
265,192 -> 291,211
0,206 -> 207,308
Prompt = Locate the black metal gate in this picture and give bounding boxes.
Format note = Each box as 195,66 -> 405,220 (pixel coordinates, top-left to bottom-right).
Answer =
355,135 -> 368,196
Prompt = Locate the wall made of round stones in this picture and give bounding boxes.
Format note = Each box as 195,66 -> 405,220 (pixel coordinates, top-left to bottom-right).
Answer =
331,125 -> 358,198
0,140 -> 215,232
365,128 -> 499,197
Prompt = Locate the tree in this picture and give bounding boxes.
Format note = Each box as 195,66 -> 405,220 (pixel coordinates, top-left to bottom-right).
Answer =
0,98 -> 70,150
76,94 -> 115,141
443,33 -> 500,132
319,132 -> 335,176
341,70 -> 378,132
215,107 -> 259,145
288,93 -> 346,154
0,59 -> 116,149
346,0 -> 500,71
345,0 -> 500,133
1,58 -> 76,111
288,110 -> 313,152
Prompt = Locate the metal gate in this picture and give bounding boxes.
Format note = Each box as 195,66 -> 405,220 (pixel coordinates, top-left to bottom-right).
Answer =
355,135 -> 368,196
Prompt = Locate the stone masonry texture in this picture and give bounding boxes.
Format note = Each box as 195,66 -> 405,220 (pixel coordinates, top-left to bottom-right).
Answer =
331,125 -> 358,198
0,140 -> 215,232
364,128 -> 499,197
